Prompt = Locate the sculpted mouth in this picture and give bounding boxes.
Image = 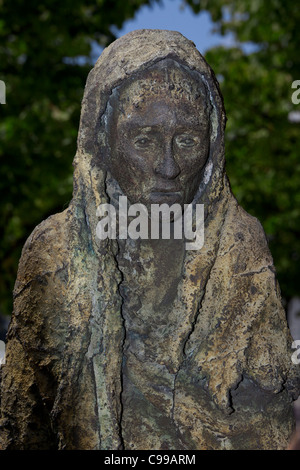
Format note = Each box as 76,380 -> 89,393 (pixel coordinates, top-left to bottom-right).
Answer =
149,190 -> 183,204
151,186 -> 182,194
152,190 -> 181,194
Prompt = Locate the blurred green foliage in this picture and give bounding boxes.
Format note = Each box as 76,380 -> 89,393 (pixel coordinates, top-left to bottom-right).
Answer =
1,0 -> 299,317
185,0 -> 300,302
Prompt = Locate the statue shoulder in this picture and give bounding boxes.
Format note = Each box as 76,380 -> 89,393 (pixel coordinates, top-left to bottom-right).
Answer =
221,196 -> 274,268
13,208 -> 72,312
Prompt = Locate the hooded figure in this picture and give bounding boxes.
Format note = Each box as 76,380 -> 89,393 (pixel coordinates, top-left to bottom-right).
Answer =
0,30 -> 299,450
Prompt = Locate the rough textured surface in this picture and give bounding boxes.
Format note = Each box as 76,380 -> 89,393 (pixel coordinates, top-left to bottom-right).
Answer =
0,29 -> 299,450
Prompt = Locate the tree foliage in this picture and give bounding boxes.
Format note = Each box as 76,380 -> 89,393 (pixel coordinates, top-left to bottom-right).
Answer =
185,0 -> 300,302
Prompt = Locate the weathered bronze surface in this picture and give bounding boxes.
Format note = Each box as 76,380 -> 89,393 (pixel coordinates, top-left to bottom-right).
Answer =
0,29 -> 299,450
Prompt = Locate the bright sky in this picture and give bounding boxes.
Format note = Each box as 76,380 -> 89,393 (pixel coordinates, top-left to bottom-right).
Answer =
90,0 -> 257,63
90,0 -> 227,63
112,0 -> 226,54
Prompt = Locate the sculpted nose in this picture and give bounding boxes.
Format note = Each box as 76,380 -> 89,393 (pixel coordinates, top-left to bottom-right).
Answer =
154,142 -> 180,179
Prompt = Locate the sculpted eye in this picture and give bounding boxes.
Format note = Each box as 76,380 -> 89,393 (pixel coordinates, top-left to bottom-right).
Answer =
134,136 -> 152,147
176,135 -> 198,148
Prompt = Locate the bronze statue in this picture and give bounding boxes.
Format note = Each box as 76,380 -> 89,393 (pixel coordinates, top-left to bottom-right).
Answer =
0,30 -> 298,450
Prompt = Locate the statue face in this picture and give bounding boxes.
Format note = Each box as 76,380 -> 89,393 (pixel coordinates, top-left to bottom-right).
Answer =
108,64 -> 210,210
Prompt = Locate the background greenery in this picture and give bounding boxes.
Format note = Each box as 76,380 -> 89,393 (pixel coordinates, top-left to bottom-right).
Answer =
1,0 -> 299,317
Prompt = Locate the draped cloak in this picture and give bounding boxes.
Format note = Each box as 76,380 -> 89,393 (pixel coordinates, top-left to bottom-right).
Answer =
0,29 -> 299,450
